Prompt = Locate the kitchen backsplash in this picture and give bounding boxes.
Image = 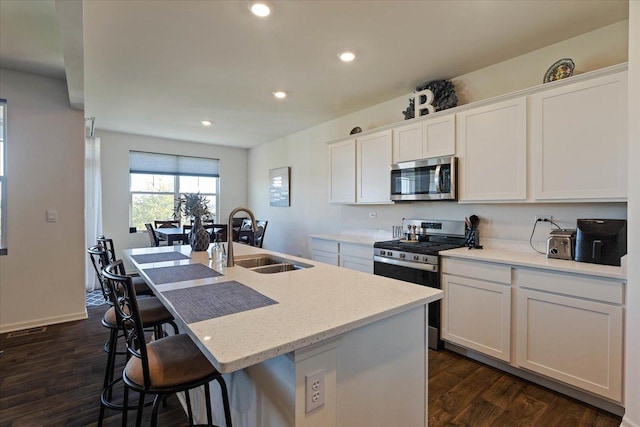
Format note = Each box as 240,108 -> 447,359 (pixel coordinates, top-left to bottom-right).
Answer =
339,202 -> 627,248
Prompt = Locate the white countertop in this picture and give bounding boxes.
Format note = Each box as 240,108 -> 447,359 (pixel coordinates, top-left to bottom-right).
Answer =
124,243 -> 441,374
309,231 -> 391,246
441,247 -> 626,280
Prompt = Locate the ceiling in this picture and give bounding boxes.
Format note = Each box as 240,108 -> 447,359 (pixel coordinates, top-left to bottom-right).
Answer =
0,1 -> 629,149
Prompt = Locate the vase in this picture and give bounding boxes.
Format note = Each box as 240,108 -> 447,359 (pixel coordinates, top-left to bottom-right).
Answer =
189,217 -> 210,251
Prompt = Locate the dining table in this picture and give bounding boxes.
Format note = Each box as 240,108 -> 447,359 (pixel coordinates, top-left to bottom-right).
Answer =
154,227 -> 186,245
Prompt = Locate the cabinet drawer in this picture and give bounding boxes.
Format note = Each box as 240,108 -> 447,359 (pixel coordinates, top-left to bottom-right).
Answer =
441,257 -> 511,284
340,243 -> 373,259
514,268 -> 624,304
311,239 -> 339,254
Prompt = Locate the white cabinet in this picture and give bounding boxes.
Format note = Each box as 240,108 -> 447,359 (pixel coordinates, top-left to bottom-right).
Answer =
310,238 -> 373,274
311,238 -> 339,265
456,97 -> 527,202
356,130 -> 393,204
530,71 -> 628,201
441,258 -> 512,362
514,268 -> 623,402
328,139 -> 356,203
328,131 -> 392,204
392,114 -> 455,164
339,243 -> 373,274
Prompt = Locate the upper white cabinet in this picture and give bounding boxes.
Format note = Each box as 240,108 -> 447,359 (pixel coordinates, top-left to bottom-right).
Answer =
392,114 -> 455,163
357,130 -> 392,203
530,71 -> 628,201
456,97 -> 527,202
328,138 -> 356,203
329,131 -> 392,204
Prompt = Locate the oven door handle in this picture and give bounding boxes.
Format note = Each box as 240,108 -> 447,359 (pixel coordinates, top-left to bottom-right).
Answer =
373,255 -> 438,272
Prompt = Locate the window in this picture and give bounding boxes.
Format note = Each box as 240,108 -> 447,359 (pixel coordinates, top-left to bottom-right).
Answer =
129,151 -> 219,231
0,99 -> 6,255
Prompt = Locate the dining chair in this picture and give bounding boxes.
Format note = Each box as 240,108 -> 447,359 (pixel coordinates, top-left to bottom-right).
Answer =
210,224 -> 228,242
96,235 -> 153,296
237,220 -> 268,248
145,223 -> 161,247
88,246 -> 178,426
103,260 -> 233,427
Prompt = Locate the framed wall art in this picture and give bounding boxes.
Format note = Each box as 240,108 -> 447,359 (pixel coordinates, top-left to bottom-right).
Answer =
269,167 -> 290,207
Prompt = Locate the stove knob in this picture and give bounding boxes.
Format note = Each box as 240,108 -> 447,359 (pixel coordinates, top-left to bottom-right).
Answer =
422,256 -> 429,262
400,253 -> 405,259
413,255 -> 420,261
380,250 -> 386,256
388,252 -> 393,257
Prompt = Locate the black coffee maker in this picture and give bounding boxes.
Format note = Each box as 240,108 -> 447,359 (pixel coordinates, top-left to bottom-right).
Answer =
575,219 -> 627,266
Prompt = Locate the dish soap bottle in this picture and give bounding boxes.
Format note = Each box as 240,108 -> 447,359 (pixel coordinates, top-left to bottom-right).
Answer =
211,234 -> 223,263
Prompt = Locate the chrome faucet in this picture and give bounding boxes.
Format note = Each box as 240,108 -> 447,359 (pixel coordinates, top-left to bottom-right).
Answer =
227,207 -> 258,267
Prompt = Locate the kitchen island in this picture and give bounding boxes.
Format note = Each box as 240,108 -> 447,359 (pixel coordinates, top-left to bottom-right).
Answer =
124,243 -> 441,427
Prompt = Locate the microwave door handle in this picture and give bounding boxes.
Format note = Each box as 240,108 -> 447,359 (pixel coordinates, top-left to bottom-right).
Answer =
434,164 -> 442,193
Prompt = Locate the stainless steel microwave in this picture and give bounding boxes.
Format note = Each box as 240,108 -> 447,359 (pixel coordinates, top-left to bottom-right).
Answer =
390,156 -> 456,201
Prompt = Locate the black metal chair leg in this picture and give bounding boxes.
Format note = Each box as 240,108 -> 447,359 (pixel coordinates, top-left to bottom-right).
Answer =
122,385 -> 129,427
136,391 -> 145,427
204,383 -> 213,425
151,394 -> 162,427
217,377 -> 233,427
185,389 -> 194,425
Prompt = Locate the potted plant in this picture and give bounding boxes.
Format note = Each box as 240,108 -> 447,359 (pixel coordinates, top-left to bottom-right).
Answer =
174,193 -> 212,251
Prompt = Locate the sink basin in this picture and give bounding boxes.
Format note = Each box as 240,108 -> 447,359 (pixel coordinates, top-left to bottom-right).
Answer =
234,254 -> 313,274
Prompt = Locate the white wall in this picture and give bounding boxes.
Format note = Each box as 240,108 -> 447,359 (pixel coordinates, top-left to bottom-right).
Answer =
247,21 -> 629,259
623,3 -> 639,427
97,130 -> 248,260
0,69 -> 85,333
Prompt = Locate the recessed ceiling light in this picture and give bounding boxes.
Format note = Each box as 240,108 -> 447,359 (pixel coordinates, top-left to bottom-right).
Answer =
339,51 -> 356,62
201,120 -> 212,126
249,1 -> 272,17
273,91 -> 287,99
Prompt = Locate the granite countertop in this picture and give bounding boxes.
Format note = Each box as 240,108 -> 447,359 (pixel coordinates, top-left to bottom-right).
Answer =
124,243 -> 441,373
441,247 -> 626,280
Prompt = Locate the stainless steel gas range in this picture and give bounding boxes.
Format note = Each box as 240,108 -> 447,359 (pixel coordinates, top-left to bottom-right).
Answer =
373,219 -> 467,350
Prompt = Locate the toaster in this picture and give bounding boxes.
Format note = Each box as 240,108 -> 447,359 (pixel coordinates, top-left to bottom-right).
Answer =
546,229 -> 576,260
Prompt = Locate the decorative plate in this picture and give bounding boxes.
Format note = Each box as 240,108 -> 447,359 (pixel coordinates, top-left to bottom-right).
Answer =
544,58 -> 575,83
350,127 -> 362,135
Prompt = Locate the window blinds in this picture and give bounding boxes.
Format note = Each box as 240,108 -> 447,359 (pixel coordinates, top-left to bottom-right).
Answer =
129,151 -> 219,177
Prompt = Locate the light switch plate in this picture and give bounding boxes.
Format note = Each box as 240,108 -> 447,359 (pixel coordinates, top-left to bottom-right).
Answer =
46,210 -> 57,222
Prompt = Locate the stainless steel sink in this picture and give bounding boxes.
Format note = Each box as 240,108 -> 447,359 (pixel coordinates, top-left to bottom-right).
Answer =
234,254 -> 313,274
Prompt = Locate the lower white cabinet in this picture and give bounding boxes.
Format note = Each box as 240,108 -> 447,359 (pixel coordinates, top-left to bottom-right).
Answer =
339,243 -> 373,274
515,269 -> 624,402
441,256 -> 625,403
310,238 -> 373,274
311,238 -> 339,265
441,259 -> 512,362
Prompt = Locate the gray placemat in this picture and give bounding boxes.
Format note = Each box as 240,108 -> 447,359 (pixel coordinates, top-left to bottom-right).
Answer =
130,252 -> 190,264
161,281 -> 278,323
143,263 -> 222,284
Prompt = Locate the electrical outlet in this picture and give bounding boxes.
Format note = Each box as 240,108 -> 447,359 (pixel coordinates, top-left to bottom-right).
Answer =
535,215 -> 553,222
305,370 -> 325,413
368,212 -> 377,219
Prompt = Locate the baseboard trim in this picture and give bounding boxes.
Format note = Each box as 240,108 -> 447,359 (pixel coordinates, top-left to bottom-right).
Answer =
444,342 -> 625,417
0,309 -> 88,334
621,416 -> 639,427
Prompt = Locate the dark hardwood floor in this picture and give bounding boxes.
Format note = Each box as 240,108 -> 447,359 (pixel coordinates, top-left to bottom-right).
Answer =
0,305 -> 623,426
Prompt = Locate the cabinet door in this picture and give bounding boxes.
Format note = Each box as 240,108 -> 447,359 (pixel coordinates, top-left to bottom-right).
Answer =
357,130 -> 393,204
311,238 -> 339,266
339,243 -> 373,274
442,274 -> 511,362
392,122 -> 422,164
516,288 -> 623,402
422,114 -> 455,158
456,97 -> 527,202
531,71 -> 628,201
328,139 -> 356,203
